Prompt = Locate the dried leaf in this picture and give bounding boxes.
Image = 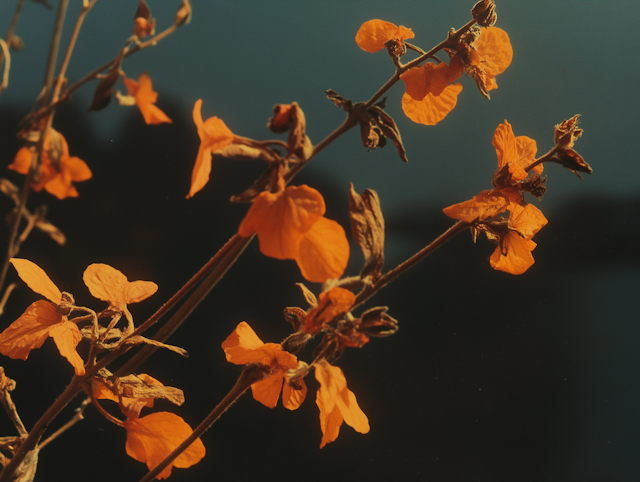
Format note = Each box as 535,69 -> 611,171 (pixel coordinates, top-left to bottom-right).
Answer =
122,335 -> 188,358
88,67 -> 121,112
348,184 -> 385,280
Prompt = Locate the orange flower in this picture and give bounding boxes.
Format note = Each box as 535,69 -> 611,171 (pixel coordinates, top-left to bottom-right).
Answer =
0,258 -> 85,375
303,287 -> 355,335
124,412 -> 206,480
489,203 -> 547,275
400,26 -> 512,125
8,130 -> 91,199
492,120 -> 541,183
238,185 -> 349,283
222,321 -> 307,410
83,263 -> 157,328
355,19 -> 414,53
187,99 -> 236,198
314,359 -> 369,448
442,188 -> 516,223
93,375 -> 205,479
122,73 -> 172,125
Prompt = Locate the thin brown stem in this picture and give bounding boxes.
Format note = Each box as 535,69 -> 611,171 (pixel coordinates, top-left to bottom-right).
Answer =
0,376 -> 82,482
51,0 -> 98,104
138,364 -> 269,482
354,221 -> 469,308
525,145 -> 561,173
41,0 -> 68,104
0,39 -> 9,95
38,398 -> 91,450
0,0 -> 25,67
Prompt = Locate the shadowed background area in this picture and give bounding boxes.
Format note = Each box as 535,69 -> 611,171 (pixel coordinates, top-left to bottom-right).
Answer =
1,1 -> 639,481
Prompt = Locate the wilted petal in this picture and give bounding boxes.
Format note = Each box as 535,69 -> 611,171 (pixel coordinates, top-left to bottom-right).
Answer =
49,320 -> 85,376
0,300 -> 59,360
442,190 -> 510,223
490,234 -> 537,275
355,19 -> 414,53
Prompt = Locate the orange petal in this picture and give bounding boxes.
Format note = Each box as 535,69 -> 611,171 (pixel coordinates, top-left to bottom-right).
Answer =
355,19 -> 414,53
401,83 -> 462,126
49,320 -> 85,376
136,73 -> 172,125
492,120 -> 517,169
221,321 -> 267,364
475,27 -> 513,77
83,263 -> 157,311
0,300 -> 59,360
442,190 -> 510,223
64,156 -> 92,182
282,377 -> 307,411
125,412 -> 206,479
296,217 -> 350,283
400,65 -> 428,100
7,147 -> 33,174
251,371 -> 285,408
509,203 -> 547,238
10,258 -> 62,303
238,185 -> 325,260
490,233 -> 537,275
304,287 -> 355,334
187,100 -> 235,198
515,136 -> 540,174
315,360 -> 369,448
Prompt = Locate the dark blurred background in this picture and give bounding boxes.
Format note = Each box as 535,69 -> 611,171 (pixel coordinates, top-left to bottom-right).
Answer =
1,1 -> 639,481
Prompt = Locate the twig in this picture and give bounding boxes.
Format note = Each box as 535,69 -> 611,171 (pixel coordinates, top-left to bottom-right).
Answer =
38,398 -> 91,450
0,39 -> 9,95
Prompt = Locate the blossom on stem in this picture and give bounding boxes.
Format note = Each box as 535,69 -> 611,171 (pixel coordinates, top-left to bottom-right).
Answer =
303,287 -> 355,335
83,263 -> 157,327
222,321 -> 307,409
187,99 -> 236,198
489,203 -> 547,275
314,359 -> 369,448
93,374 -> 205,480
122,73 -> 172,125
355,19 -> 414,53
492,120 -> 541,186
0,258 -> 85,375
400,26 -> 512,125
238,185 -> 349,283
8,129 -> 92,199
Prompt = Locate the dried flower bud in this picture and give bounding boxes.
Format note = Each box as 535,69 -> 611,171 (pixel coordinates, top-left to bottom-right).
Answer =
133,0 -> 155,38
57,291 -> 75,316
88,67 -> 120,112
360,306 -> 399,337
550,148 -> 592,178
472,0 -> 497,27
325,89 -> 353,112
283,306 -> 307,331
349,184 -> 385,281
174,0 -> 192,26
554,114 -> 583,148
281,331 -> 313,354
519,173 -> 547,200
384,38 -> 407,58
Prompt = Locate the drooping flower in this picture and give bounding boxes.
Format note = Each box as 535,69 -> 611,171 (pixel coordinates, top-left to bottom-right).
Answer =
8,129 -> 92,199
400,26 -> 512,125
222,321 -> 307,409
187,99 -> 236,198
122,73 -> 172,125
83,263 -> 157,329
314,359 -> 369,448
92,373 -> 205,480
238,185 -> 349,283
0,258 -> 85,375
489,202 -> 547,275
355,19 -> 414,53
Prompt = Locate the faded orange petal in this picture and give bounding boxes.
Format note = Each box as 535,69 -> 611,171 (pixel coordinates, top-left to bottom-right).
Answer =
493,121 -> 540,180
83,263 -> 158,312
490,233 -> 537,275
221,321 -> 266,364
10,258 -> 62,303
0,300 -> 60,360
238,185 -> 325,260
125,412 -> 205,479
296,217 -> 350,283
136,73 -> 172,125
442,190 -> 510,223
49,320 -> 85,376
355,19 -> 414,53
400,65 -> 428,100
187,100 -> 235,198
401,83 -> 463,126
475,27 -> 513,77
